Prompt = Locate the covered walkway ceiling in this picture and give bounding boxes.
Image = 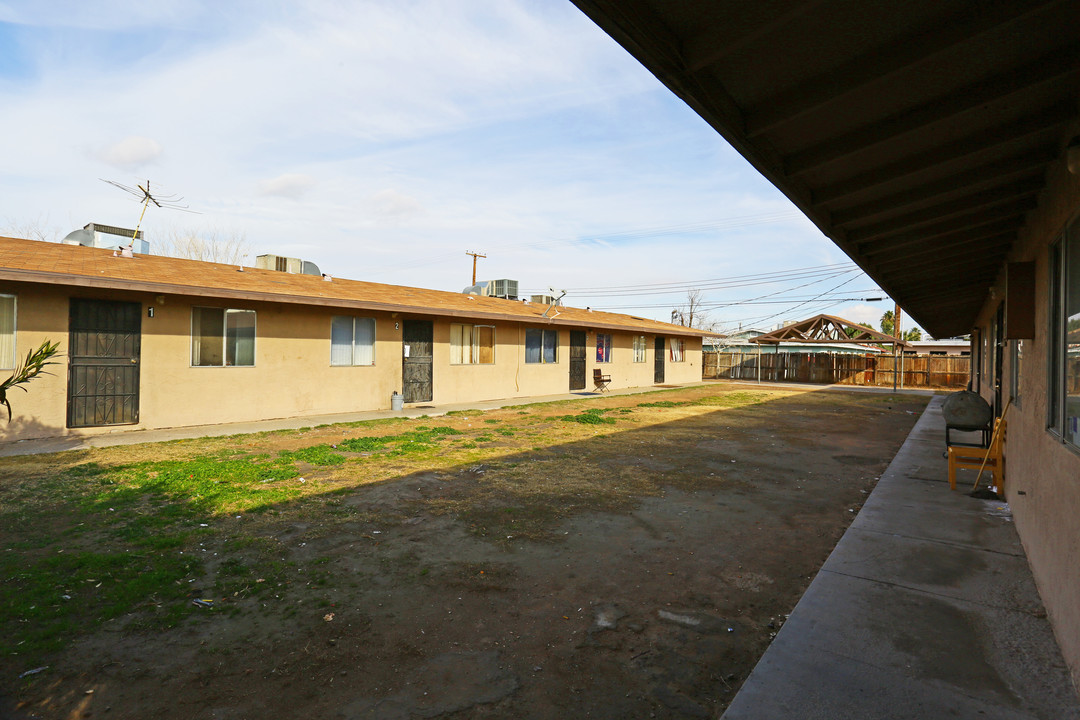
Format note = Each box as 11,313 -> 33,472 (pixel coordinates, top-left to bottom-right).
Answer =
570,0 -> 1080,338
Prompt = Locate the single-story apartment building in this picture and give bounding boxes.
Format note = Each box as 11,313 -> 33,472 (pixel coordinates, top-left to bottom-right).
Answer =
571,0 -> 1080,688
0,236 -> 708,443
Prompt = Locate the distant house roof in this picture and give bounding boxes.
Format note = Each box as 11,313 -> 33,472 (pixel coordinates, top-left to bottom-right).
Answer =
749,314 -> 906,347
0,236 -> 709,337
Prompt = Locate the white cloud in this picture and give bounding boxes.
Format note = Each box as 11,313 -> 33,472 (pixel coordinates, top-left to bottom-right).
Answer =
369,189 -> 423,222
96,136 -> 162,170
257,173 -> 316,199
0,1 -> 870,324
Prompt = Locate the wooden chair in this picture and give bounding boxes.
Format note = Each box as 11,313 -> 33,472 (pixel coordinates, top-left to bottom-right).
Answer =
948,416 -> 1005,491
593,368 -> 611,392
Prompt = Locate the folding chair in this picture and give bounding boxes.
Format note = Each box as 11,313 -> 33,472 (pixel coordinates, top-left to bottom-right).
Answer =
593,368 -> 611,392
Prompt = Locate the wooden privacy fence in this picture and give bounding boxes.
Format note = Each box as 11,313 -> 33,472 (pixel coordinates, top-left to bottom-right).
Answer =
703,351 -> 969,389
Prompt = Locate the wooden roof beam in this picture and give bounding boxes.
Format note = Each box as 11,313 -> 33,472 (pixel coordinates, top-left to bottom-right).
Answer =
871,232 -> 1015,268
812,102 -> 1075,205
861,219 -> 1020,258
784,43 -> 1080,176
745,0 -> 1059,138
856,202 -> 1031,253
875,242 -> 1012,274
889,272 -> 1000,302
831,153 -> 1053,226
683,0 -> 826,72
847,184 -> 1041,245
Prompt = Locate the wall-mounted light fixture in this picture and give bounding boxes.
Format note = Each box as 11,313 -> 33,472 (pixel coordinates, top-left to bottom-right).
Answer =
1068,136 -> 1080,175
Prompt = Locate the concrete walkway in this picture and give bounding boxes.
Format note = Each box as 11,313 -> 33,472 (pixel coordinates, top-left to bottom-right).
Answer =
722,396 -> 1080,720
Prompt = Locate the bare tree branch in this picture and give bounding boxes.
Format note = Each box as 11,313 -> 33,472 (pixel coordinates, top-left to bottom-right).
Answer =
154,226 -> 251,265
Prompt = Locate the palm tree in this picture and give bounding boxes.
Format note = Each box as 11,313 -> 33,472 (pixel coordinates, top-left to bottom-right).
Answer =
1,339 -> 61,421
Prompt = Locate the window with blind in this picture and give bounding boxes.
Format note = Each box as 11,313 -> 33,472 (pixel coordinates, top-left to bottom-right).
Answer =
0,294 -> 15,370
192,308 -> 256,367
331,316 -> 376,366
633,335 -> 646,363
450,324 -> 494,364
0,294 -> 14,370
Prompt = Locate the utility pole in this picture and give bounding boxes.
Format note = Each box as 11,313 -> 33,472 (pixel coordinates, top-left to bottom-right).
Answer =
893,301 -> 902,392
466,251 -> 486,285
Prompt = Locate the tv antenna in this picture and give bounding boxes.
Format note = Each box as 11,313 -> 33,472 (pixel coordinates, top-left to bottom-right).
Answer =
101,178 -> 198,249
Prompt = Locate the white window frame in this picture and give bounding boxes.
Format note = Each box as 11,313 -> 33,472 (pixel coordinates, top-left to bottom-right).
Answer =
669,338 -> 685,363
525,328 -> 558,364
0,294 -> 15,370
331,316 -> 376,366
633,335 -> 646,363
1047,216 -> 1080,450
450,323 -> 495,365
191,307 -> 256,367
596,333 -> 613,363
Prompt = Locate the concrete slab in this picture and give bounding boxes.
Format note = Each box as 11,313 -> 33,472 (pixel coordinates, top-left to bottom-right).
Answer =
722,396 -> 1080,720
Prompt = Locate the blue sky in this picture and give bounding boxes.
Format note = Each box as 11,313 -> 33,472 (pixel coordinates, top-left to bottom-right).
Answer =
0,1 -> 908,334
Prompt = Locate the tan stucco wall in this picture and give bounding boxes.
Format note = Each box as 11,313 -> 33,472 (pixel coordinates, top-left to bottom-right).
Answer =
969,140 -> 1080,689
428,324 -> 701,405
0,283 -> 703,443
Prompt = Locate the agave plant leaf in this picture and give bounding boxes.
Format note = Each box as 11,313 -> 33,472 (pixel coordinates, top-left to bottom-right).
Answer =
0,339 -> 61,421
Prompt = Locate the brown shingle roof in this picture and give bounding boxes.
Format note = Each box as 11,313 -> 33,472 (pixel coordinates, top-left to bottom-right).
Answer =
0,236 -> 711,337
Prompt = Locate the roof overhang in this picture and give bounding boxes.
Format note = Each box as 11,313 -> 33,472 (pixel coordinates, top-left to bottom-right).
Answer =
570,0 -> 1080,338
0,254 -> 712,338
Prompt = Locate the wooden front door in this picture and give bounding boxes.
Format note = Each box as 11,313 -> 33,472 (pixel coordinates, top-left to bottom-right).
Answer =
654,337 -> 665,383
67,298 -> 141,427
402,320 -> 433,403
569,331 -> 586,391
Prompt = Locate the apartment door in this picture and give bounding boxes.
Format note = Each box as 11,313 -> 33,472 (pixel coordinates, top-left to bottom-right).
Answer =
654,337 -> 665,383
402,320 -> 433,403
569,331 -> 586,391
67,298 -> 141,427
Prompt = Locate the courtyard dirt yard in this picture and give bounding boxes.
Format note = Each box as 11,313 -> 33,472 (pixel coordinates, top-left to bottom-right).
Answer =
0,383 -> 929,720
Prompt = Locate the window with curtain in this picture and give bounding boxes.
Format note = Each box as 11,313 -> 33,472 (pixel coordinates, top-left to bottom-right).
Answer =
525,328 -> 558,364
633,335 -> 646,363
331,316 -> 376,366
0,295 -> 14,370
450,324 -> 494,364
191,307 -> 255,366
596,333 -> 612,363
669,338 -> 685,362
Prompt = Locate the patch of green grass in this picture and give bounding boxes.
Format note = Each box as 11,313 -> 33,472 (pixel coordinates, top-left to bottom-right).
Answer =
339,436 -> 391,452
484,418 -> 501,424
496,428 -> 515,437
279,445 -> 346,466
474,434 -> 495,443
1,548 -> 200,657
558,408 -> 616,425
637,400 -> 687,408
691,391 -> 770,407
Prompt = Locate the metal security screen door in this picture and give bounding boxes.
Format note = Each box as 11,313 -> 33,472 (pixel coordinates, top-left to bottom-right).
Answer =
654,337 -> 665,384
569,331 -> 586,391
402,320 -> 433,403
68,298 -> 142,427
